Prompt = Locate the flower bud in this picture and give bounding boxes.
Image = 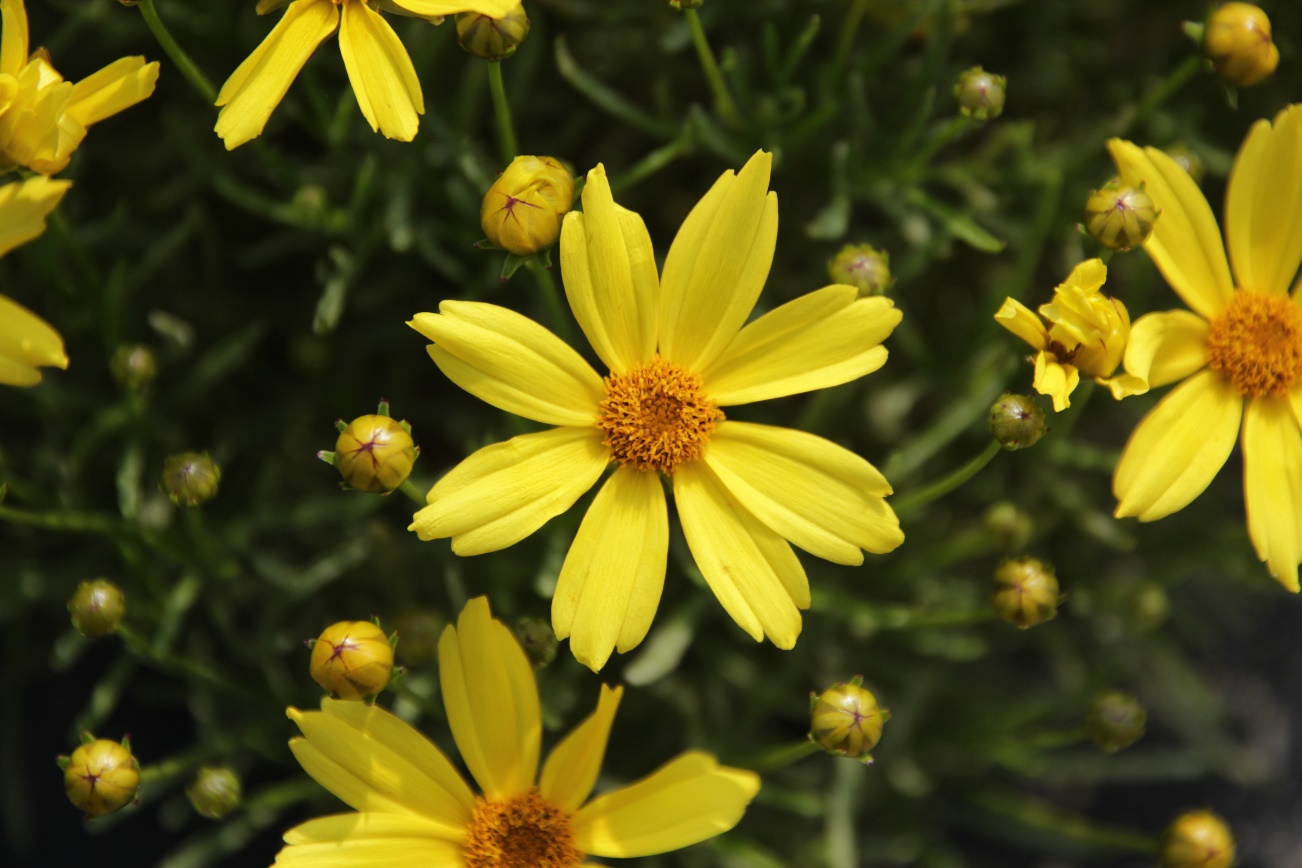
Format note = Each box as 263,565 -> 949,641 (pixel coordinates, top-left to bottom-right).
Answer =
393,609 -> 447,666
1086,691 -> 1147,753
984,501 -> 1032,552
808,676 -> 889,763
160,452 -> 221,507
988,394 -> 1045,451
1084,179 -> 1159,251
992,556 -> 1060,628
310,620 -> 395,700
828,244 -> 893,297
457,4 -> 530,61
953,66 -> 1005,120
68,579 -> 125,638
1203,3 -> 1278,88
514,617 -> 558,668
1161,809 -> 1235,868
330,411 -> 417,494
60,736 -> 139,817
1132,583 -> 1170,631
481,155 -> 574,256
669,0 -> 705,9
1164,143 -> 1205,185
110,344 -> 157,391
186,765 -> 242,819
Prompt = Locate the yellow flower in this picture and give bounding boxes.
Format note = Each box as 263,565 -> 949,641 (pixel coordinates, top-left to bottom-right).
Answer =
275,597 -> 761,867
215,0 -> 517,150
0,174 -> 70,387
480,155 -> 574,255
0,0 -> 158,174
1108,104 -> 1302,591
1203,2 -> 1278,88
409,151 -> 904,670
994,259 -> 1145,411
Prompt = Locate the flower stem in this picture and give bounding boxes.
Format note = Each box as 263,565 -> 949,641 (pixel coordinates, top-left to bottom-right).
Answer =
527,258 -> 577,346
830,0 -> 869,82
1126,55 -> 1201,133
136,0 -> 218,105
487,61 -> 518,164
398,478 -> 426,507
683,8 -> 743,128
892,440 -> 1002,516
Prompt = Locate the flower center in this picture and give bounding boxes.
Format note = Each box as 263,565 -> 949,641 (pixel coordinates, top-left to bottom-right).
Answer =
463,789 -> 581,868
1205,290 -> 1302,398
597,356 -> 723,473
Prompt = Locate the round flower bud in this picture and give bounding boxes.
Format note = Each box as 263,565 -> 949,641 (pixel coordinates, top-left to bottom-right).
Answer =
808,676 -> 889,763
393,609 -> 447,666
992,556 -> 1060,628
456,3 -> 530,61
1164,143 -> 1206,185
68,579 -> 125,638
953,66 -> 1006,120
61,737 -> 139,817
186,765 -> 242,819
481,155 -> 574,256
1203,3 -> 1278,88
514,617 -> 558,668
988,394 -> 1045,451
828,244 -> 893,297
1084,179 -> 1159,251
1132,583 -> 1171,631
1161,809 -> 1235,868
160,452 -> 221,507
333,414 -> 417,494
110,344 -> 157,391
1086,691 -> 1147,753
310,620 -> 395,700
984,501 -> 1032,552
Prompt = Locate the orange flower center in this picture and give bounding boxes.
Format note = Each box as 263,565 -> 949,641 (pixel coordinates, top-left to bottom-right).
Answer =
463,789 -> 582,868
597,356 -> 723,473
1205,290 -> 1302,398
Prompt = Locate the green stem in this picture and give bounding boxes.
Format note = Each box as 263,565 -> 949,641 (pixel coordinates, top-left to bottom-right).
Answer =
0,504 -> 120,534
117,624 -> 252,697
830,0 -> 869,82
398,478 -> 426,507
892,440 -> 1002,516
487,62 -> 518,164
683,9 -> 743,128
527,259 -> 577,346
137,0 -> 218,105
743,739 -> 820,773
1125,55 -> 1201,134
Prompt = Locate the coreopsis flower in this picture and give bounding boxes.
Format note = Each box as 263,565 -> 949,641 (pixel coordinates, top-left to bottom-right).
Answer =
0,0 -> 158,174
275,597 -> 760,867
994,259 -> 1145,411
1108,105 -> 1302,590
0,174 -> 70,387
409,152 -> 904,670
215,0 -> 516,150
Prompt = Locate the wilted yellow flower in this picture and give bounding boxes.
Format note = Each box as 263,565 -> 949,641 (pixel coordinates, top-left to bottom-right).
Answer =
995,259 -> 1145,411
309,620 -> 394,699
0,175 -> 72,387
215,0 -> 517,150
481,155 -> 574,255
1161,809 -> 1235,868
61,737 -> 139,817
0,0 -> 158,174
1203,2 -> 1278,88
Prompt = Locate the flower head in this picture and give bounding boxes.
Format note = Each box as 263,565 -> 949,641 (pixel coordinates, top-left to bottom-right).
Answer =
275,597 -> 760,866
480,155 -> 574,255
0,174 -> 71,387
1203,2 -> 1278,88
408,152 -> 904,670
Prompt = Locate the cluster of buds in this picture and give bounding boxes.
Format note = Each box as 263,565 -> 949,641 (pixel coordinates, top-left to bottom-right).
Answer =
59,734 -> 139,818
480,155 -> 575,257
992,556 -> 1060,628
457,3 -> 531,61
320,401 -> 419,494
808,676 -> 889,763
309,619 -> 397,700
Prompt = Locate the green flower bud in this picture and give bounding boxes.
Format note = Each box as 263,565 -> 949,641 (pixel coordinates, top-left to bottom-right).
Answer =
514,617 -> 558,668
1132,583 -> 1171,631
1204,3 -> 1278,88
481,156 -> 575,256
68,579 -> 125,638
61,736 -> 139,817
392,609 -> 447,666
310,620 -> 395,700
988,394 -> 1045,451
160,452 -> 221,507
330,409 -> 417,494
953,66 -> 1005,120
186,765 -> 242,819
109,344 -> 157,391
983,501 -> 1032,552
1086,691 -> 1147,753
1161,809 -> 1235,868
1084,179 -> 1159,251
1164,143 -> 1206,185
828,244 -> 893,297
992,556 -> 1060,628
457,3 -> 530,61
808,676 -> 889,763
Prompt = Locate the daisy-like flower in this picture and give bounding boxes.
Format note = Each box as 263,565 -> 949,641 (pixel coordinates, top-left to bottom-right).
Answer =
408,151 -> 904,670
275,597 -> 760,867
1107,104 -> 1302,590
215,0 -> 516,150
0,0 -> 158,174
994,258 -> 1146,411
0,174 -> 71,387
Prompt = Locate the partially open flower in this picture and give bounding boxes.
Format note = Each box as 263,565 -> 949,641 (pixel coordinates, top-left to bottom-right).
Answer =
1084,180 -> 1160,252
480,155 -> 575,255
1161,809 -> 1235,868
993,556 -> 1060,628
457,3 -> 530,61
60,736 -> 139,817
808,676 -> 888,763
1203,3 -> 1278,88
68,579 -> 126,638
309,620 -> 395,700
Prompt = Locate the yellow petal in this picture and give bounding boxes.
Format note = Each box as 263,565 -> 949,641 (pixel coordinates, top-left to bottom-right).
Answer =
703,421 -> 902,565
283,812 -> 462,845
338,0 -> 422,141
0,293 -> 68,387
409,301 -> 604,427
409,426 -> 607,555
993,296 -> 1049,351
572,751 -> 760,858
1107,139 -> 1234,319
701,287 -> 901,406
1031,352 -> 1080,412
0,0 -> 28,77
552,466 -> 667,671
1122,309 -> 1209,392
1114,370 -> 1242,521
659,151 -> 778,371
673,461 -> 807,647
387,0 -> 518,15
66,57 -> 159,128
438,596 -> 541,800
1225,104 -> 1302,296
539,684 -> 623,811
1242,397 -> 1302,592
0,176 -> 71,257
215,0 -> 339,150
559,164 -> 658,372
276,813 -> 463,867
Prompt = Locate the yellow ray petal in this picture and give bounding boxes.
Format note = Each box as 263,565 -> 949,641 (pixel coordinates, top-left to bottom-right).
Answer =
1107,139 -> 1234,319
215,0 -> 339,150
701,287 -> 901,406
276,813 -> 463,867
283,812 -> 463,845
0,0 -> 28,77
1242,397 -> 1302,592
572,751 -> 760,858
0,293 -> 68,386
66,57 -> 159,128
539,685 -> 623,811
993,296 -> 1049,350
1122,309 -> 1209,392
338,0 -> 422,141
1114,370 -> 1242,521
559,164 -> 658,372
388,0 -> 518,16
409,301 -> 603,427
552,467 -> 668,671
1031,352 -> 1080,412
0,176 -> 71,257
1225,105 -> 1302,297
659,151 -> 778,371
703,421 -> 902,566
673,461 -> 807,647
438,597 -> 541,800
289,739 -> 423,818
409,426 -> 607,555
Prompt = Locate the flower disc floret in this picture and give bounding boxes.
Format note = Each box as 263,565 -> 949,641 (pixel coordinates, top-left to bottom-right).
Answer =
598,356 -> 723,474
1205,290 -> 1302,398
464,789 -> 581,868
